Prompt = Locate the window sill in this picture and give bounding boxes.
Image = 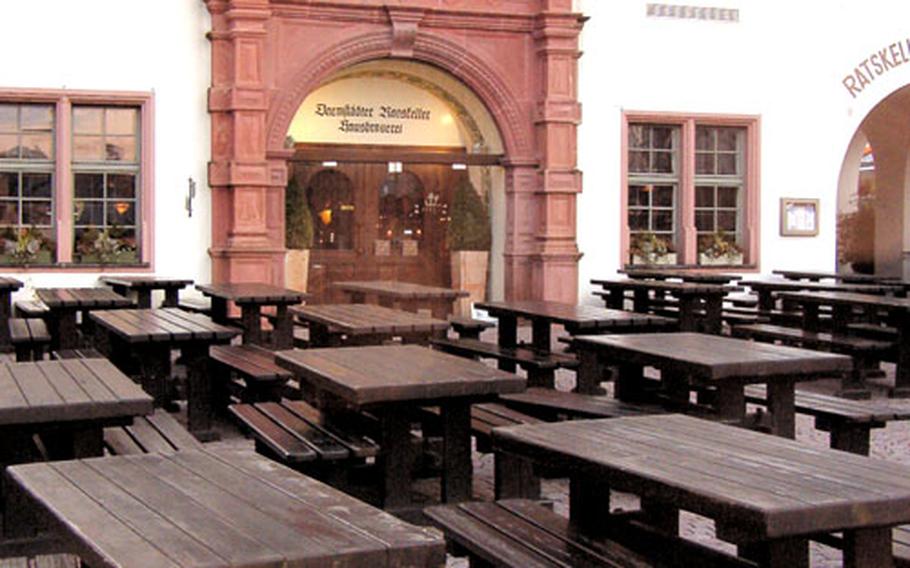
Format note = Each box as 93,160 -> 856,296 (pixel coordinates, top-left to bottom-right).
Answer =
622,263 -> 760,272
0,262 -> 151,272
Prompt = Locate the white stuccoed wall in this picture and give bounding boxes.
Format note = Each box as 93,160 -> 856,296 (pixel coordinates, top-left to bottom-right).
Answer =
0,1 -> 211,300
575,0 -> 910,303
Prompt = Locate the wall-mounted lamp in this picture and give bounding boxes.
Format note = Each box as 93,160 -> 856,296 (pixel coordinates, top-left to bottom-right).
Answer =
186,177 -> 196,217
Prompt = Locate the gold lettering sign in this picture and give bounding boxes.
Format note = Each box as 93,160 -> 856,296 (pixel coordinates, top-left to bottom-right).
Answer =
842,38 -> 910,98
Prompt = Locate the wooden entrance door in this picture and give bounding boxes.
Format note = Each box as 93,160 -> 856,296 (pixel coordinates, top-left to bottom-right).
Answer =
290,147 -> 465,303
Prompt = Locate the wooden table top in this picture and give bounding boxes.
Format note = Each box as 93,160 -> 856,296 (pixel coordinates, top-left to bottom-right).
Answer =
196,282 -> 307,305
0,276 -> 23,291
572,332 -> 851,381
740,277 -> 901,294
493,414 -> 910,540
619,268 -> 742,283
0,358 -> 152,426
778,290 -> 910,310
8,449 -> 445,568
291,303 -> 450,336
276,344 -> 526,406
100,276 -> 194,289
36,288 -> 135,309
590,278 -> 735,294
90,308 -> 240,344
334,280 -> 468,300
772,269 -> 905,284
475,300 -> 675,329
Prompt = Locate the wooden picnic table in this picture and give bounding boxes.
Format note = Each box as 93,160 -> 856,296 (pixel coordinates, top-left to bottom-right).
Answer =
276,344 -> 525,509
621,267 -> 742,284
35,287 -> 135,350
571,332 -> 851,437
493,414 -> 910,567
590,278 -> 735,333
291,303 -> 450,346
0,357 -> 153,463
334,280 -> 468,319
773,269 -> 907,286
741,277 -> 903,313
778,290 -> 910,397
196,282 -> 306,349
90,308 -> 239,440
100,276 -> 193,309
7,448 -> 445,568
0,276 -> 22,349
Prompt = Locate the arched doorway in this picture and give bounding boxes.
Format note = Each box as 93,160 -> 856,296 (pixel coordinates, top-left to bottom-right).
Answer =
837,84 -> 910,278
284,60 -> 505,303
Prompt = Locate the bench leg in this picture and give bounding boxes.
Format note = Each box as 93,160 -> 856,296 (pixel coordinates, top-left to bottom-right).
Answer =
441,401 -> 472,504
184,344 -> 219,442
843,527 -> 893,568
569,474 -> 611,537
615,363 -> 646,403
497,315 -> 518,373
379,408 -> 413,510
767,381 -> 797,439
576,349 -> 606,395
738,538 -> 809,567
526,367 -> 554,389
828,423 -> 872,456
494,452 -> 540,500
840,355 -> 872,400
14,345 -> 29,362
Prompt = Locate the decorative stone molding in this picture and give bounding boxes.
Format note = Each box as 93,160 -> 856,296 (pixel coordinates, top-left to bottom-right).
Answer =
387,7 -> 425,58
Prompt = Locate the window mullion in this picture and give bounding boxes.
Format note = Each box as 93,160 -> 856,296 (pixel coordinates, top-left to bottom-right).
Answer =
679,119 -> 697,264
56,96 -> 73,263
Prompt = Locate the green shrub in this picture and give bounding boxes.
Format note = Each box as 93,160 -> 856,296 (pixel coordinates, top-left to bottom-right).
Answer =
447,178 -> 491,251
285,175 -> 314,249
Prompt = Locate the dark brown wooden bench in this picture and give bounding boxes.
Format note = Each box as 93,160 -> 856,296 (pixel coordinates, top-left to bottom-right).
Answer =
743,384 -> 910,455
499,387 -> 667,422
229,399 -> 380,468
448,316 -> 495,339
210,343 -> 293,403
732,322 -> 893,397
103,409 -> 204,455
425,499 -> 756,568
13,299 -> 49,319
430,337 -> 579,388
8,317 -> 51,361
176,296 -> 211,315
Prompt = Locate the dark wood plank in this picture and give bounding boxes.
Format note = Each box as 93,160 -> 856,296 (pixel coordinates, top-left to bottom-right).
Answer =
230,404 -> 318,463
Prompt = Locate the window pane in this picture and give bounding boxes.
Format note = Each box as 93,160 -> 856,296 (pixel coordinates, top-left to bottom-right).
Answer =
628,210 -> 648,230
695,152 -> 714,175
695,211 -> 715,231
695,185 -> 715,207
107,201 -> 135,225
75,173 -> 104,198
652,185 -> 674,207
628,185 -> 649,206
106,108 -> 137,135
73,201 -> 104,226
108,174 -> 136,198
652,127 -> 674,149
20,105 -> 53,131
73,136 -> 105,161
716,128 -> 739,151
20,133 -> 52,160
22,173 -> 52,198
652,151 -> 674,173
0,105 -> 15,132
629,151 -> 648,173
22,201 -> 52,226
0,173 -> 17,197
73,107 -> 103,134
0,134 -> 18,158
105,136 -> 136,162
653,210 -> 674,231
0,202 -> 18,224
717,153 -> 737,175
628,125 -> 647,148
695,127 -> 712,151
718,186 -> 739,208
718,211 -> 738,231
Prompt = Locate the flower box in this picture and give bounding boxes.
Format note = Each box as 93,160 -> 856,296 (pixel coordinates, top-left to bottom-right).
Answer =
631,253 -> 677,266
699,252 -> 744,266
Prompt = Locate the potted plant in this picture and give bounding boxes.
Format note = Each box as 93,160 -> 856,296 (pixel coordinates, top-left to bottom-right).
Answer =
0,226 -> 54,265
837,194 -> 875,274
629,232 -> 676,265
448,177 -> 491,316
74,226 -> 137,264
285,174 -> 315,293
698,230 -> 744,266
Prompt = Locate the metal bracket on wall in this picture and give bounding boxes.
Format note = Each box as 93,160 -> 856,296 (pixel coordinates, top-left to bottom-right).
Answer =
186,178 -> 196,218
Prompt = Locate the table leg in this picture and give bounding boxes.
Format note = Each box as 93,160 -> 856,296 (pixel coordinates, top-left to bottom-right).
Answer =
576,348 -> 607,395
0,290 -> 11,350
41,427 -> 104,460
715,382 -> 746,424
892,313 -> 910,397
843,527 -> 893,568
210,297 -> 229,324
183,344 -> 219,442
757,290 -> 775,313
379,408 -> 412,510
441,400 -> 472,503
738,538 -> 809,567
162,288 -> 180,308
604,289 -> 623,309
531,318 -> 550,353
569,474 -> 611,537
640,496 -> 678,535
135,289 -> 152,310
767,380 -> 796,439
632,289 -> 650,313
678,296 -> 699,332
241,305 -> 263,346
832,304 -> 851,333
614,363 -> 646,402
50,309 -> 79,351
1,429 -> 40,539
272,305 -> 293,350
136,344 -> 172,409
802,303 -> 820,332
703,295 -> 723,335
494,452 -> 540,499
497,315 -> 518,373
